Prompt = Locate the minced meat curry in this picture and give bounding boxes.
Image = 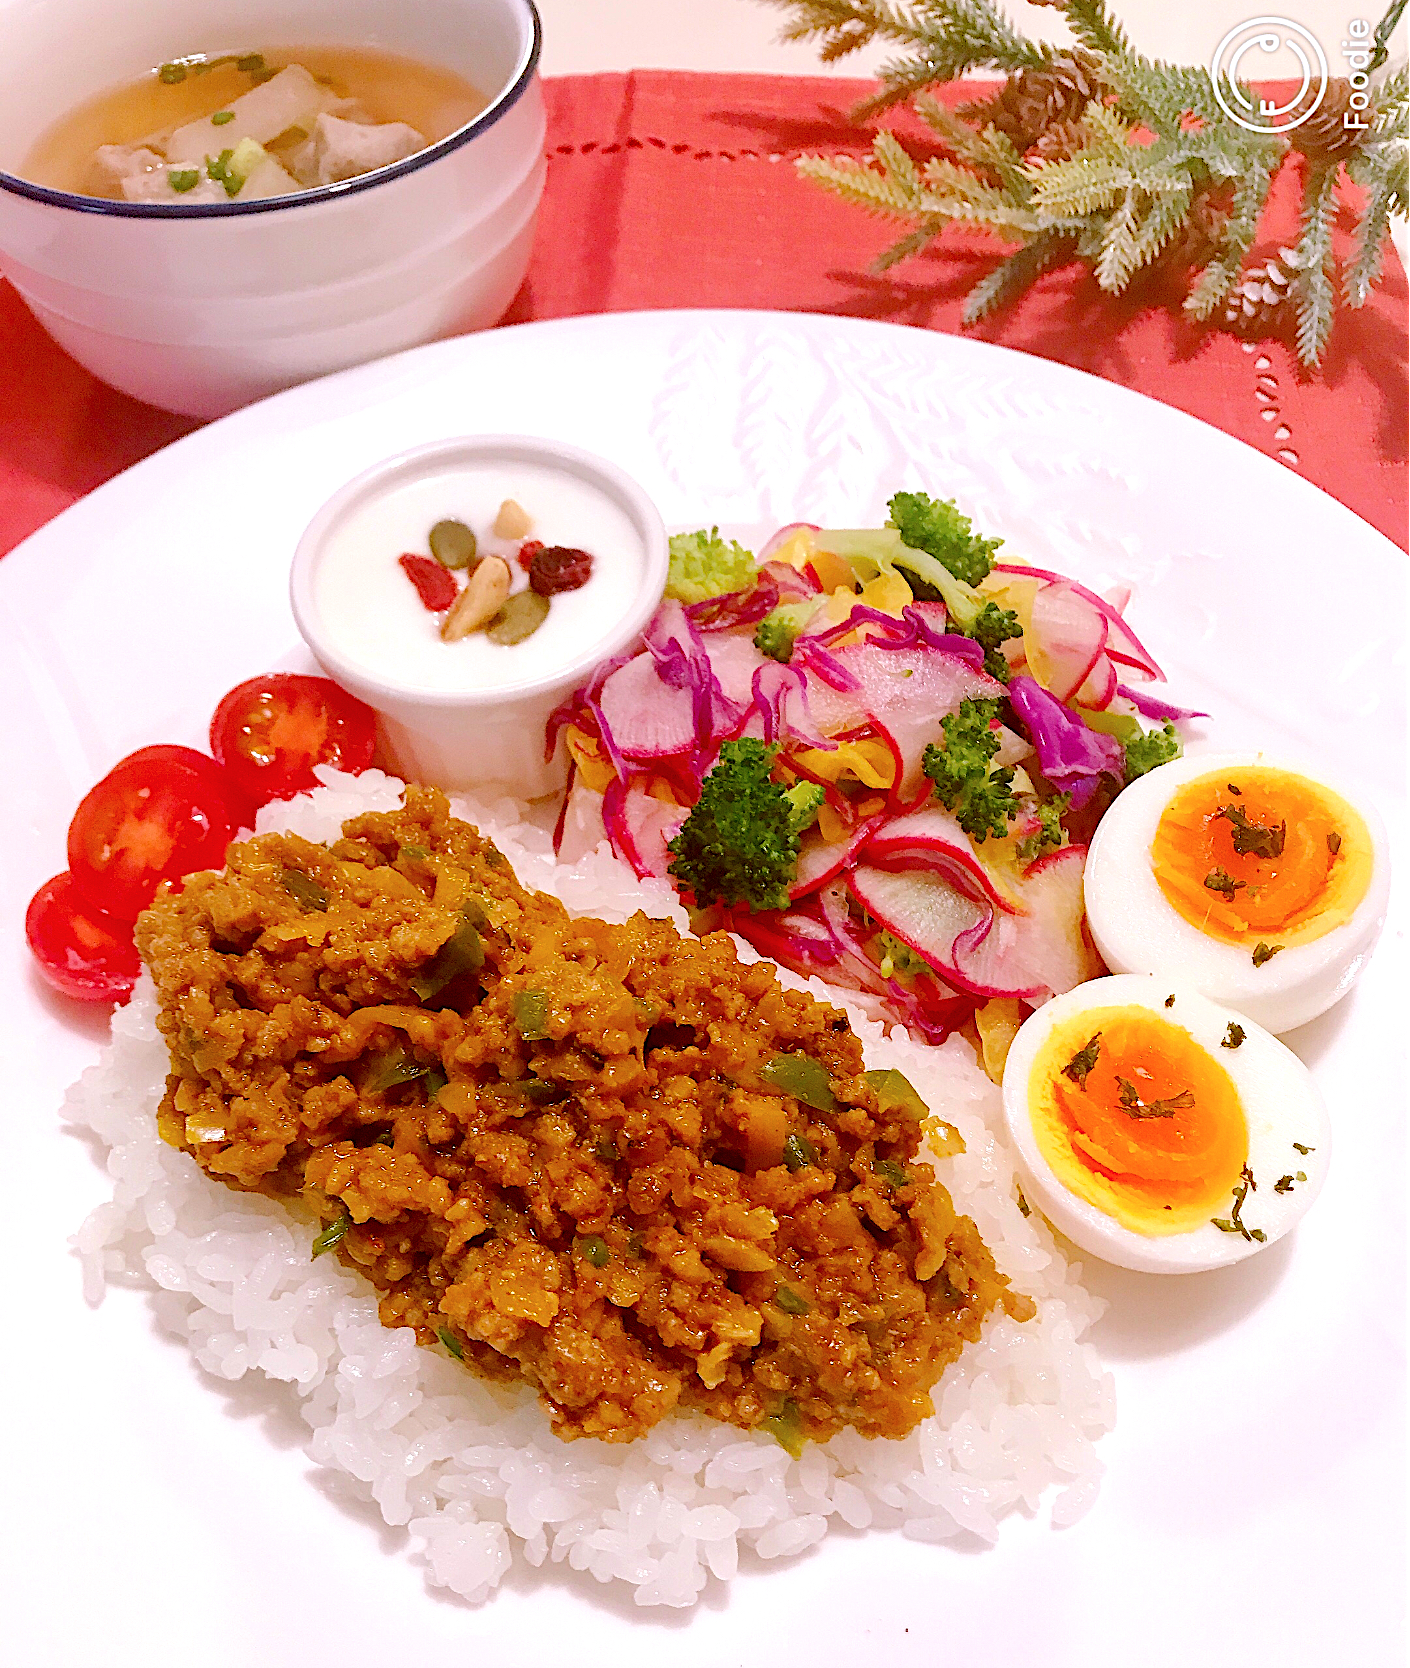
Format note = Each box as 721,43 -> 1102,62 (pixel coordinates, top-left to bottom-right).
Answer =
136,788 -> 1032,1448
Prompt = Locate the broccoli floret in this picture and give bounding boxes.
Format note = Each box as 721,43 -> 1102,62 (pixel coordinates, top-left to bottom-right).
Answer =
1016,793 -> 1071,864
970,599 -> 1023,681
666,527 -> 756,604
922,698 -> 1019,843
887,491 -> 1002,587
667,739 -> 803,911
785,779 -> 826,834
876,930 -> 929,981
1123,720 -> 1182,784
754,600 -> 821,663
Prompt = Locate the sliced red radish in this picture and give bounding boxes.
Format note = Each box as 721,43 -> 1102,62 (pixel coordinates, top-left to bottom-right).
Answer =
805,642 -> 1001,801
993,843 -> 1102,993
555,774 -> 609,863
760,557 -> 822,600
848,863 -> 1012,996
598,654 -> 696,759
790,810 -> 890,899
705,632 -> 771,713
995,562 -> 1164,679
1025,581 -> 1108,702
603,779 -> 687,879
1073,650 -> 1118,710
850,843 -> 1098,1001
860,804 -> 1022,914
951,845 -> 1097,997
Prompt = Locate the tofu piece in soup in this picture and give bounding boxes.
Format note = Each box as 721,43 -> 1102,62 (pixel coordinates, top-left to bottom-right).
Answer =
306,112 -> 427,183
92,143 -> 164,192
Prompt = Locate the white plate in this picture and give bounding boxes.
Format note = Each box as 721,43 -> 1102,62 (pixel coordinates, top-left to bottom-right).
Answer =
2,312 -> 1404,1667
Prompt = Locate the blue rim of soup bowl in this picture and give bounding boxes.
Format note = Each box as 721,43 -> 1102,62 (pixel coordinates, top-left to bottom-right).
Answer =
0,1 -> 541,217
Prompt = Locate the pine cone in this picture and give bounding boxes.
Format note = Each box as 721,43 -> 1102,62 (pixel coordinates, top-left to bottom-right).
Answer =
1291,78 -> 1363,160
1028,118 -> 1088,164
1224,247 -> 1302,330
1157,182 -> 1233,273
961,52 -> 1106,152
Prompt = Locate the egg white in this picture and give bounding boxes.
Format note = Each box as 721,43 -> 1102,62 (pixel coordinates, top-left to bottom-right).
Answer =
1083,751 -> 1391,1033
1001,975 -> 1330,1273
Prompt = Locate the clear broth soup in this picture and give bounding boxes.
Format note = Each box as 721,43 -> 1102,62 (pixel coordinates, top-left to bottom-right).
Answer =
21,45 -> 486,199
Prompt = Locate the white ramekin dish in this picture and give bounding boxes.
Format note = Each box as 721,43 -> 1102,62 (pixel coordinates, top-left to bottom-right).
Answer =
291,435 -> 670,800
0,0 -> 544,417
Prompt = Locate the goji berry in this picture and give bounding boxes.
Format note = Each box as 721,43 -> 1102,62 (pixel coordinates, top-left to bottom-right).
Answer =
399,553 -> 459,611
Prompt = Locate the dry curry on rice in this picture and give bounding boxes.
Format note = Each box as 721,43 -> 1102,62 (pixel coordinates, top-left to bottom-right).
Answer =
136,788 -> 1032,1449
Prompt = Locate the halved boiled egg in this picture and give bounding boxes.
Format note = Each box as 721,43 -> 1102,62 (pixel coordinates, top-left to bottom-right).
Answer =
1084,752 -> 1389,1032
1001,975 -> 1329,1273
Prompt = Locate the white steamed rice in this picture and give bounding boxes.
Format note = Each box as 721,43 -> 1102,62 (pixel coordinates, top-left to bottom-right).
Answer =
64,767 -> 1115,1608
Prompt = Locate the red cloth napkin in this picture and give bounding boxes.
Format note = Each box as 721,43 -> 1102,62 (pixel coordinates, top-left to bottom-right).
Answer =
2,71 -> 1404,556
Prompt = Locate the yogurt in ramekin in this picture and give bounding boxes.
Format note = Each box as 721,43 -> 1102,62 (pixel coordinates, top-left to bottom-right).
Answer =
292,435 -> 668,796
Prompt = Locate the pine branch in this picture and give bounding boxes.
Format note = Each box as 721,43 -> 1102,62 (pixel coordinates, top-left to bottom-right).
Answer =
775,0 -> 1402,351
1391,145 -> 1409,217
1027,152 -> 1130,216
873,128 -> 922,195
1185,156 -> 1275,318
915,93 -> 1030,198
1370,0 -> 1407,70
1344,146 -> 1407,304
1081,98 -> 1137,158
857,52 -> 971,117
1125,185 -> 1194,275
1292,162 -> 1341,367
797,151 -> 926,218
799,140 -> 1036,236
1375,66 -> 1408,131
1094,188 -> 1143,291
962,226 -> 1078,320
1345,173 -> 1395,306
1092,181 -> 1192,292
1061,1 -> 1131,58
767,1 -> 942,57
762,2 -> 1050,118
874,216 -> 948,270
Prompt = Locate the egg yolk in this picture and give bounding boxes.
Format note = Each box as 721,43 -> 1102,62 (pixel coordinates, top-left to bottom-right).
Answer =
1150,766 -> 1372,948
1029,1006 -> 1248,1235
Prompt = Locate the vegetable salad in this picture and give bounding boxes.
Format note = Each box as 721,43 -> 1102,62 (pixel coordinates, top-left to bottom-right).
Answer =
549,492 -> 1201,1044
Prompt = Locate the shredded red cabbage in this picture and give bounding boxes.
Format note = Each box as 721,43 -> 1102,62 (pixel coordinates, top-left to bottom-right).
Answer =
1117,683 -> 1209,722
1006,675 -> 1125,808
751,661 -> 837,752
811,604 -> 986,670
685,568 -> 781,632
792,637 -> 860,692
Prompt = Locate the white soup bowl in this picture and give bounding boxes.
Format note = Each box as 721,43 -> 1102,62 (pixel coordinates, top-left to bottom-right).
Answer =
0,0 -> 544,417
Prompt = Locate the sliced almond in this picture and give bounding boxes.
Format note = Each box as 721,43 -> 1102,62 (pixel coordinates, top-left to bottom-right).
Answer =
493,498 -> 532,539
440,556 -> 511,641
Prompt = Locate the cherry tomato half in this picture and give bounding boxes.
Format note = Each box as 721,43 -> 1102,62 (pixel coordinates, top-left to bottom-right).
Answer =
210,674 -> 378,804
67,744 -> 254,922
25,871 -> 141,1003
